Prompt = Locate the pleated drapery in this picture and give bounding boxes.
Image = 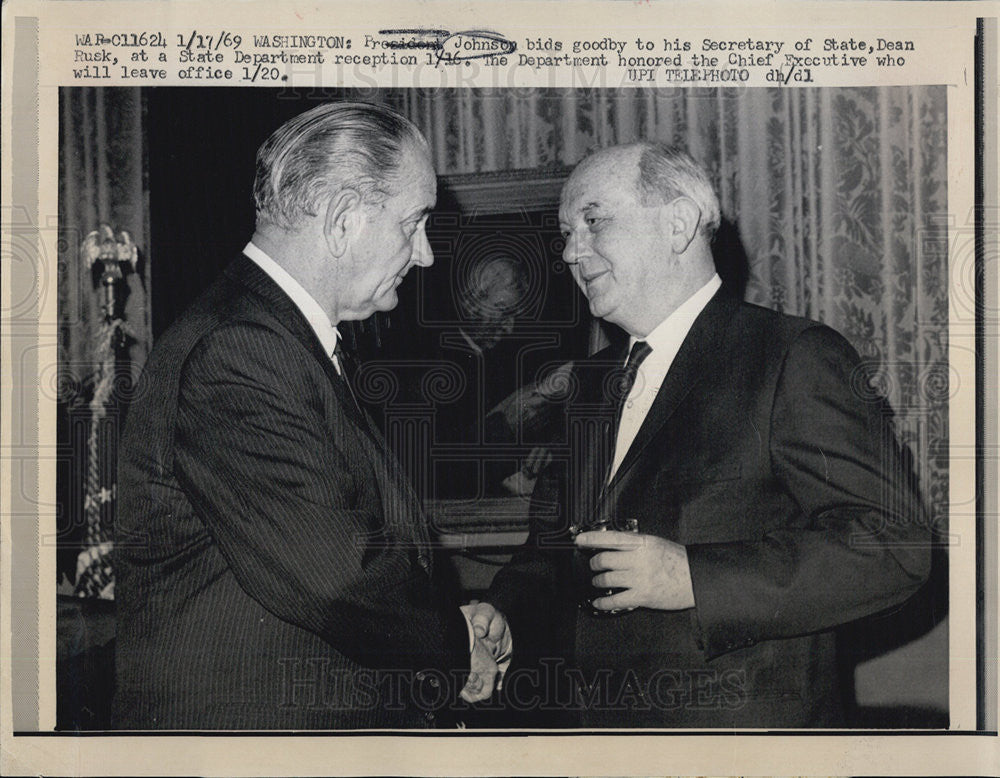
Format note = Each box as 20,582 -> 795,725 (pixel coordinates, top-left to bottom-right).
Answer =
58,87 -> 152,595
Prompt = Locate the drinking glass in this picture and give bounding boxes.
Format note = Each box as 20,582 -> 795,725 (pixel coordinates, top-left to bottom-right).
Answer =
570,517 -> 639,615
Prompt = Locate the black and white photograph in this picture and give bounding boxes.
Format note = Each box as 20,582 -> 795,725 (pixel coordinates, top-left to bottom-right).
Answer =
54,85 -> 950,731
3,0 -> 996,775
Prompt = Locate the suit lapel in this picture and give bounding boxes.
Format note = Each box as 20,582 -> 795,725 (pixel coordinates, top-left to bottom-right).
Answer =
225,257 -> 432,552
596,289 -> 740,512
225,257 -> 372,433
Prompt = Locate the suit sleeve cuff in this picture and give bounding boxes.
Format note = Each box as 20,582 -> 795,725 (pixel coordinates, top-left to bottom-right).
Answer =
687,543 -> 759,660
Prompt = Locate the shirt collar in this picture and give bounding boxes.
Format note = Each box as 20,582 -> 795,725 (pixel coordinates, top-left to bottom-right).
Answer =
630,273 -> 723,359
243,241 -> 340,357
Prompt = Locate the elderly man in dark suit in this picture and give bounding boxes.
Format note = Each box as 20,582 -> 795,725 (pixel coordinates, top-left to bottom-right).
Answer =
113,102 -> 509,730
485,142 -> 930,728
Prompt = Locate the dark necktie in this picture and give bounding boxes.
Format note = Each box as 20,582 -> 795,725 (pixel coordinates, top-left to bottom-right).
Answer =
332,339 -> 363,415
606,340 -> 653,475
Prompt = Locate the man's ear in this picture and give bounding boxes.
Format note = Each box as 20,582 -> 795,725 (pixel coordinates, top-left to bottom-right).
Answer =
323,188 -> 362,258
665,196 -> 702,254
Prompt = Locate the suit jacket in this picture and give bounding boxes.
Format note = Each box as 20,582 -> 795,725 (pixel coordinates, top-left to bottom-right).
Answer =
113,256 -> 469,729
488,288 -> 931,728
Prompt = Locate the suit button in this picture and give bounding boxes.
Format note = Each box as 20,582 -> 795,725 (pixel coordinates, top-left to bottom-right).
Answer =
417,553 -> 430,570
428,676 -> 440,689
424,711 -> 436,723
416,671 -> 427,682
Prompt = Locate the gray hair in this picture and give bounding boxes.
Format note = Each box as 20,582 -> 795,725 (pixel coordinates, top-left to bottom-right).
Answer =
635,143 -> 721,240
253,101 -> 427,231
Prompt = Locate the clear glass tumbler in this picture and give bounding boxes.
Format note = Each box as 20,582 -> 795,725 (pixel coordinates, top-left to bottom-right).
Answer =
570,517 -> 639,616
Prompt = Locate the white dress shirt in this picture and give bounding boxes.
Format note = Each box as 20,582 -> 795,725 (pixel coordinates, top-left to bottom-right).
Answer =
243,241 -> 343,373
608,274 -> 723,481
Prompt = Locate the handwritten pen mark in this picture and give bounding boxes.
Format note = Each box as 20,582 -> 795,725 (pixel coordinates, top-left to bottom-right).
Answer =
375,28 -> 516,63
439,30 -> 517,63
380,29 -> 451,36
378,28 -> 451,49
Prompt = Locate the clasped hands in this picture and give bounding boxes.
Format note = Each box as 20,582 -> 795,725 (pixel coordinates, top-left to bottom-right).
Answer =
458,601 -> 512,703
575,530 -> 696,612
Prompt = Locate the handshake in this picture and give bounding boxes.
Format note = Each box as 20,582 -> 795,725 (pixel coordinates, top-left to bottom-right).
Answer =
458,601 -> 512,703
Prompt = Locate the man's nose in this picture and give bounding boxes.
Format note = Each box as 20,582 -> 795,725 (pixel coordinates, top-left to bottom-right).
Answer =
563,229 -> 590,267
411,227 -> 434,267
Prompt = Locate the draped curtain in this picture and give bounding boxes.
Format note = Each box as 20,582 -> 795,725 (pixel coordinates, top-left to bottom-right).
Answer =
58,87 -> 152,596
389,86 -> 949,532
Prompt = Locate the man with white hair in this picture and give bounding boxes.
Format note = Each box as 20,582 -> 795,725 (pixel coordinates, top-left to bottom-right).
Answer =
114,102 -> 509,729
486,142 -> 930,727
